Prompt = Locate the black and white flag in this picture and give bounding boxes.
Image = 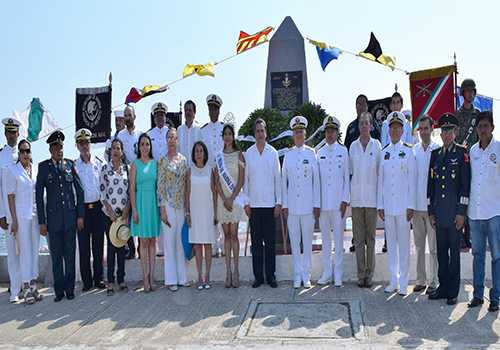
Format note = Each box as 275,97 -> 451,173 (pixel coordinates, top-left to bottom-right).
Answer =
76,86 -> 112,144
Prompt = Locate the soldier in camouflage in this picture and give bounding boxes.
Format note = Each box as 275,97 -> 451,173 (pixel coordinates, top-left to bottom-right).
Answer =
456,78 -> 481,149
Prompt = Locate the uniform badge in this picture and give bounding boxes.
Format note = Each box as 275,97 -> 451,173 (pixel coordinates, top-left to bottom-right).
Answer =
302,159 -> 309,164
452,174 -> 456,179
464,153 -> 469,163
399,151 -> 405,159
491,153 -> 497,163
384,152 -> 390,160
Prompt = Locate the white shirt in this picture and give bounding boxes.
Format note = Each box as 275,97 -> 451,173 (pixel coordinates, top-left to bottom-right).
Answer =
75,154 -> 103,203
201,120 -> 224,165
243,142 -> 281,208
377,140 -> 416,215
0,144 -> 17,219
381,119 -> 414,148
178,122 -> 202,167
117,127 -> 142,165
469,137 -> 500,220
5,162 -> 38,221
349,137 -> 381,208
282,145 -> 320,216
413,140 -> 439,211
148,126 -> 169,161
317,141 -> 349,211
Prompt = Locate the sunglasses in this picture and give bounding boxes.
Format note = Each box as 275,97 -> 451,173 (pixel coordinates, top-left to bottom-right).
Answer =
19,149 -> 31,154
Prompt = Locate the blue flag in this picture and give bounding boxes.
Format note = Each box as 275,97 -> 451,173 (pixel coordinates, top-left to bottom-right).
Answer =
309,40 -> 342,71
457,86 -> 493,112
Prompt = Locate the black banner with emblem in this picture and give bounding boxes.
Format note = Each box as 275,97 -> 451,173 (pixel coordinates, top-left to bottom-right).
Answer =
150,112 -> 182,129
75,86 -> 112,144
368,97 -> 392,128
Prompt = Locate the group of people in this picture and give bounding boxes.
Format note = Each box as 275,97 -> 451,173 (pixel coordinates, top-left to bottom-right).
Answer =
1,81 -> 499,313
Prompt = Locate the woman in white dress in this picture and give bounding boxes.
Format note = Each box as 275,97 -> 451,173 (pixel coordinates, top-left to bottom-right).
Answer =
186,141 -> 217,290
214,124 -> 246,288
6,140 -> 43,304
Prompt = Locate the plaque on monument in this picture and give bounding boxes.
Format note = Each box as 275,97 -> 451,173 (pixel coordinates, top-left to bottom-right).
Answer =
271,71 -> 303,111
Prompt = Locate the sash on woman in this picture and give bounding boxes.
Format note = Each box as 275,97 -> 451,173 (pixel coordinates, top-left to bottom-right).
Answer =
215,150 -> 248,208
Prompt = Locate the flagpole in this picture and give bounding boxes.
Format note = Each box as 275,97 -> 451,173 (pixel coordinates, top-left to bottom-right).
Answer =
454,53 -> 458,114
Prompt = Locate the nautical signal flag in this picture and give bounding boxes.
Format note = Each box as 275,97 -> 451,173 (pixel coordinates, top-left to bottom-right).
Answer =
237,26 -> 274,54
125,85 -> 168,104
13,97 -> 61,142
409,65 -> 455,129
359,32 -> 396,71
309,39 -> 343,71
183,62 -> 215,78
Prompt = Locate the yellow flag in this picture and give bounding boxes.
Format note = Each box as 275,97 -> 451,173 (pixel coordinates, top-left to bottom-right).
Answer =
183,62 -> 215,78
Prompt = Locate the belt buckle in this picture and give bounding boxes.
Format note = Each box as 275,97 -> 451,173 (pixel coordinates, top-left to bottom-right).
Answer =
88,203 -> 94,209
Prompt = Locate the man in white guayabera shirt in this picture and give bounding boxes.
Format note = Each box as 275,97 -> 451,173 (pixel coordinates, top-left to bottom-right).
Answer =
178,100 -> 202,167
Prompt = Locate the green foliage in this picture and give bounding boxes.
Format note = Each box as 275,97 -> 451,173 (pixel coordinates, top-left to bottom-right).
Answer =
288,102 -> 329,147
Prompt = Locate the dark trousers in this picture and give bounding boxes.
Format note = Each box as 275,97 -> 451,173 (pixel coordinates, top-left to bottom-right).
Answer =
102,213 -> 126,284
436,226 -> 462,298
249,207 -> 276,283
47,228 -> 76,296
77,202 -> 104,287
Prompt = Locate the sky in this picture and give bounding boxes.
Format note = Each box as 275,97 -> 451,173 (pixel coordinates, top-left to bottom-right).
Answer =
0,0 -> 498,162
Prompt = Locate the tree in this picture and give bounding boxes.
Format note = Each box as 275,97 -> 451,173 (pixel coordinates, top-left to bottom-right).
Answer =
288,102 -> 329,147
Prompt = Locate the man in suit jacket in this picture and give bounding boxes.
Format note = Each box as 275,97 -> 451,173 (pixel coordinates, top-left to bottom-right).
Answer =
36,131 -> 85,302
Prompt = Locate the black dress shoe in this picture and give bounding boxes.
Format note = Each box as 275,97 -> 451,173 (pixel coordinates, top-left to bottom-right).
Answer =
429,292 -> 448,300
447,297 -> 457,305
252,280 -> 264,288
268,280 -> 278,288
95,281 -> 106,289
66,293 -> 75,300
54,294 -> 64,302
125,250 -> 135,260
349,244 -> 355,252
382,242 -> 387,253
82,284 -> 93,292
489,301 -> 499,312
467,297 -> 484,308
426,286 -> 437,295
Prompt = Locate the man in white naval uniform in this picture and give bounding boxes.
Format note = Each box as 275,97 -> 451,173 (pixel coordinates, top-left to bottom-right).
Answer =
282,116 -> 320,289
117,104 -> 141,259
378,111 -> 416,295
412,114 -> 439,294
0,117 -> 21,302
201,94 -> 225,256
178,100 -> 202,167
118,105 -> 142,166
104,109 -> 125,162
317,116 -> 349,287
148,102 -> 169,256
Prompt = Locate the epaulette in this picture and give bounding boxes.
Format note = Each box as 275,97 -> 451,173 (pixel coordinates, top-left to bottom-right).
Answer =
305,145 -> 315,152
403,142 -> 413,148
146,126 -> 154,133
431,147 -> 441,153
94,155 -> 103,163
381,143 -> 390,150
64,158 -> 75,163
39,159 -> 50,166
0,146 -> 3,152
285,147 -> 294,153
201,123 -> 208,129
456,144 -> 466,149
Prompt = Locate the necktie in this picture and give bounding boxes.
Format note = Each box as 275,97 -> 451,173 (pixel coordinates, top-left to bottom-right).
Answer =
56,161 -> 61,172
444,149 -> 449,160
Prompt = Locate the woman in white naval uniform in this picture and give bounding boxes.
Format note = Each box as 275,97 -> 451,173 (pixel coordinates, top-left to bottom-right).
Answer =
6,139 -> 43,304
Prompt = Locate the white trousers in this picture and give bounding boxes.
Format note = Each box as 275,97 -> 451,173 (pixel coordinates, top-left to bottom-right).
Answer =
5,227 -> 21,295
413,210 -> 438,287
162,206 -> 188,285
320,210 -> 344,281
288,213 -> 314,281
18,218 -> 40,283
157,232 -> 164,252
385,214 -> 411,288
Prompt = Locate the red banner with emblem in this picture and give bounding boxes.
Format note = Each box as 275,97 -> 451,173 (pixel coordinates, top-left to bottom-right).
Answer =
409,65 -> 456,130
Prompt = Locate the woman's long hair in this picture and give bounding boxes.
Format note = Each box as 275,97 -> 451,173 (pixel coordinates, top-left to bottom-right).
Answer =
222,124 -> 239,151
136,133 -> 154,159
111,137 -> 127,164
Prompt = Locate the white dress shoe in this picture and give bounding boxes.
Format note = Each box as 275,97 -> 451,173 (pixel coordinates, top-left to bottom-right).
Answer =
169,285 -> 179,291
334,279 -> 343,287
180,282 -> 190,287
385,284 -> 399,293
10,294 -> 19,303
399,287 -> 408,295
293,278 -> 301,289
318,276 -> 332,285
303,280 -> 312,288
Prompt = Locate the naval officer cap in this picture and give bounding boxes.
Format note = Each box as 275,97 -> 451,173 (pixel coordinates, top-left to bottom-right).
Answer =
2,117 -> 21,132
387,111 -> 405,127
438,113 -> 459,130
206,94 -> 223,108
74,128 -> 91,142
402,110 -> 412,118
114,109 -> 124,118
47,131 -> 65,146
323,115 -> 340,130
151,102 -> 168,115
290,116 -> 308,130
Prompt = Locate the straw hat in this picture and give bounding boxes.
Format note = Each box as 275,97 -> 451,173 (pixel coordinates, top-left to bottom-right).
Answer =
109,216 -> 130,248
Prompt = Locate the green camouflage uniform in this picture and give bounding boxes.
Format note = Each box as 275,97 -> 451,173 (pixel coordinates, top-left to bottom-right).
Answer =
456,104 -> 481,149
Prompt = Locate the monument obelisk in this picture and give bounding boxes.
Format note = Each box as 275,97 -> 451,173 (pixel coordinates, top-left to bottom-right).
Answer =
264,16 -> 308,113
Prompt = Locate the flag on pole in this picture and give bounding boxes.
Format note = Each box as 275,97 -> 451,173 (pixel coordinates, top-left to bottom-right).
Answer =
309,40 -> 343,71
125,85 -> 168,104
182,62 -> 215,77
237,26 -> 274,54
359,32 -> 396,71
13,97 -> 61,142
409,65 -> 455,129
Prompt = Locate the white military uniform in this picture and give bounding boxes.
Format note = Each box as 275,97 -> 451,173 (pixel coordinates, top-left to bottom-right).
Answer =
104,110 -> 124,162
74,154 -> 102,204
178,122 -> 202,167
117,127 -> 142,165
148,125 -> 169,161
317,138 -> 349,284
377,113 -> 416,292
201,120 -> 224,165
282,124 -> 320,284
0,117 -> 21,299
381,119 -> 414,147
